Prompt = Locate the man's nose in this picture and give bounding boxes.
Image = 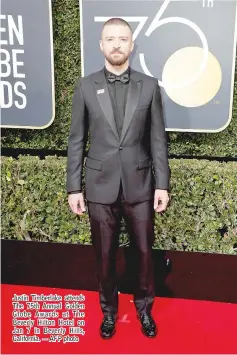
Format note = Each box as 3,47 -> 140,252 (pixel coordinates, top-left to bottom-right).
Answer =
113,39 -> 120,48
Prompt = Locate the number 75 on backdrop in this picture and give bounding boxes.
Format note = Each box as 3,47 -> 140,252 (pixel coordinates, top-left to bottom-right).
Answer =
80,0 -> 237,133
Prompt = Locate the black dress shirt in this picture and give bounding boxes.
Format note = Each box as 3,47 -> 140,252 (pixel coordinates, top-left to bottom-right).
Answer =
104,66 -> 130,137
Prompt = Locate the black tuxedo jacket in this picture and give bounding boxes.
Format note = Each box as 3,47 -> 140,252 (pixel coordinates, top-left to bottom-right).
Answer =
66,68 -> 170,204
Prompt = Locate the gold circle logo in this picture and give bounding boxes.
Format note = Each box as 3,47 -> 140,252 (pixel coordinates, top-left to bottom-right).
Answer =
162,46 -> 222,107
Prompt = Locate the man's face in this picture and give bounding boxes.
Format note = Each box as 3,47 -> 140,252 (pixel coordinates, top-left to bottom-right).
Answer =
100,24 -> 134,66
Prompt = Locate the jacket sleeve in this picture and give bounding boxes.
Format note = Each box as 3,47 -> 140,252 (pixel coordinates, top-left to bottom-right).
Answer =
66,78 -> 88,193
150,80 -> 170,191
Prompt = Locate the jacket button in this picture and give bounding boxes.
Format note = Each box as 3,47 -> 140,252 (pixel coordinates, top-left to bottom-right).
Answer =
119,146 -> 123,150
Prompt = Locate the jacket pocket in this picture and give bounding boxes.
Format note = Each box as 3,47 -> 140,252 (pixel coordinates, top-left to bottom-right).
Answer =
136,104 -> 150,112
85,157 -> 102,170
138,157 -> 152,169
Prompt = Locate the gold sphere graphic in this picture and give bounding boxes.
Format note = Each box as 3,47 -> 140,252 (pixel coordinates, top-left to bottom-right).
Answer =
162,46 -> 222,107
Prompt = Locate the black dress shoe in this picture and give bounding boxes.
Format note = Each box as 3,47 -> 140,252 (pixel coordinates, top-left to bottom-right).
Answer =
137,313 -> 157,338
100,314 -> 117,339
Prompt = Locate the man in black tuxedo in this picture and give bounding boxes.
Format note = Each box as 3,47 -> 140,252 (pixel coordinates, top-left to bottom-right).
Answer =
67,17 -> 170,339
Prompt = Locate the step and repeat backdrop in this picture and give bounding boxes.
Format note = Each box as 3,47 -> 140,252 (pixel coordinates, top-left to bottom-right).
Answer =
1,0 -> 237,254
1,0 -> 54,128
1,0 -> 236,132
80,0 -> 237,132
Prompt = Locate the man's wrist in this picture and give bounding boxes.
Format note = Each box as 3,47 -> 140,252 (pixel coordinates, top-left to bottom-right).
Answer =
155,187 -> 170,193
68,190 -> 82,195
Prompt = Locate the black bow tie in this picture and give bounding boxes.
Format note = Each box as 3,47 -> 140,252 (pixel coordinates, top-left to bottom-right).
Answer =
108,73 -> 129,84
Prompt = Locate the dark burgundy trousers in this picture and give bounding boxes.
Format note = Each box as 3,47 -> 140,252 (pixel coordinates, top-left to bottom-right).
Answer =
87,183 -> 155,315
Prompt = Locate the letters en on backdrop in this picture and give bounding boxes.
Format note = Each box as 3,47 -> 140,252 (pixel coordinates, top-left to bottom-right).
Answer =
0,0 -> 54,129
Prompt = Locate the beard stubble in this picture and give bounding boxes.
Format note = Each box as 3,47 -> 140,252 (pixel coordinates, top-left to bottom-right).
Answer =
105,51 -> 130,66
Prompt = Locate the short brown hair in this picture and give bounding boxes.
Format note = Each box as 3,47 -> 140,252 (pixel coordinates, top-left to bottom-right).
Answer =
102,17 -> 133,34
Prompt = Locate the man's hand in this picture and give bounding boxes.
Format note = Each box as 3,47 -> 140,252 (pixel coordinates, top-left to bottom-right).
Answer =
68,193 -> 86,216
154,189 -> 169,213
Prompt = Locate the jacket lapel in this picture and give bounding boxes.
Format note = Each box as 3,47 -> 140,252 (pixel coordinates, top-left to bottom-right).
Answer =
120,71 -> 141,143
93,69 -> 119,141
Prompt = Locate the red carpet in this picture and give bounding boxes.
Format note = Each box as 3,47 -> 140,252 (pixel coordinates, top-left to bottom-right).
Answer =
1,284 -> 237,354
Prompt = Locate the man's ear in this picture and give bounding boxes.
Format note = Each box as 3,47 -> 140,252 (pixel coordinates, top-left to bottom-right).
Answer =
99,39 -> 103,52
131,41 -> 134,52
